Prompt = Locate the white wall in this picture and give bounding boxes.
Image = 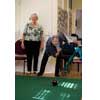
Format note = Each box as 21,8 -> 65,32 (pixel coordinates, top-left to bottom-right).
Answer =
15,0 -> 21,40
15,0 -> 57,40
15,0 -> 57,73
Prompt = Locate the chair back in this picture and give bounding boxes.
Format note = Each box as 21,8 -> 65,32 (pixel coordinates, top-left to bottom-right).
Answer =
15,39 -> 26,55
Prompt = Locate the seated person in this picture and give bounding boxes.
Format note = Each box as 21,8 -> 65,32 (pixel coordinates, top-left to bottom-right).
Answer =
58,32 -> 82,72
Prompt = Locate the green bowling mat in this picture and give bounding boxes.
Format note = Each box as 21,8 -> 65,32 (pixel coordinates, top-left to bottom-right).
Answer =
15,76 -> 82,100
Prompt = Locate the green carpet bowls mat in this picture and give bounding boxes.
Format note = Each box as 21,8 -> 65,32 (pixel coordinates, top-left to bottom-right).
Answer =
15,76 -> 82,100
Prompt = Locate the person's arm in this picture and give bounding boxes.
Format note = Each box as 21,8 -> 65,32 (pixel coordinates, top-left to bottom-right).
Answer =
55,44 -> 62,56
65,35 -> 73,43
46,45 -> 57,56
21,24 -> 28,49
65,35 -> 79,47
55,49 -> 61,57
21,33 -> 25,49
40,26 -> 44,49
58,33 -> 68,46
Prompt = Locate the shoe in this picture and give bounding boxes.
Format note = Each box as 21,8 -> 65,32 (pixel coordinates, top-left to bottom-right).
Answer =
26,71 -> 31,74
34,72 -> 36,74
61,71 -> 66,76
37,73 -> 43,76
33,71 -> 37,74
55,74 -> 60,77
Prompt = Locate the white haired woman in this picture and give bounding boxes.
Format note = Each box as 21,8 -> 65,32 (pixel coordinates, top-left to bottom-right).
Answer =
21,13 -> 44,74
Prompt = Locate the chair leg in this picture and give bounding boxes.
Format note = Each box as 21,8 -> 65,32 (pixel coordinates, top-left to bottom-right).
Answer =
77,63 -> 80,72
23,60 -> 25,74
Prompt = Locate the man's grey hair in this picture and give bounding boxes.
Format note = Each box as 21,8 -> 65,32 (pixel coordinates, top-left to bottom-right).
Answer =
52,35 -> 59,40
29,13 -> 38,20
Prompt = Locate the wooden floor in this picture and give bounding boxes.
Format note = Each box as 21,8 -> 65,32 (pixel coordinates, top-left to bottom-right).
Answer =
16,71 -> 81,79
16,64 -> 82,79
16,63 -> 82,79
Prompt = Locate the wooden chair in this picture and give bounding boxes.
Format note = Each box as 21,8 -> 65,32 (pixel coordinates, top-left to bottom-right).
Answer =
72,57 -> 82,72
15,39 -> 27,74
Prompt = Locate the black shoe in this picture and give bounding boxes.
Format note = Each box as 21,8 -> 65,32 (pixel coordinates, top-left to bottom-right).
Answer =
55,74 -> 60,77
33,71 -> 37,74
37,73 -> 43,76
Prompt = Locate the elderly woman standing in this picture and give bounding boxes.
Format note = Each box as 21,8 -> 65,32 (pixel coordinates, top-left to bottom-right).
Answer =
21,13 -> 44,74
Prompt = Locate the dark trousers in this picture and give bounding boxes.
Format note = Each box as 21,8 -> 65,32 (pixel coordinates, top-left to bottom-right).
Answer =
24,41 -> 40,72
39,51 -> 63,76
55,56 -> 63,76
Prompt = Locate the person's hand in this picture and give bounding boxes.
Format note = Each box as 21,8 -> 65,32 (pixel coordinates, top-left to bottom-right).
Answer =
73,40 -> 78,44
55,48 -> 61,57
40,41 -> 44,52
73,40 -> 81,46
40,48 -> 44,52
40,44 -> 44,50
57,48 -> 62,53
21,42 -> 25,49
55,52 -> 59,57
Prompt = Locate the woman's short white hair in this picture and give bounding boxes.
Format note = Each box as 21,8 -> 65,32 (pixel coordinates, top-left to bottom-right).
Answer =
29,13 -> 38,20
